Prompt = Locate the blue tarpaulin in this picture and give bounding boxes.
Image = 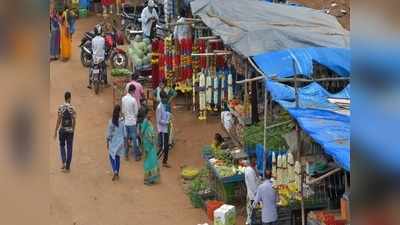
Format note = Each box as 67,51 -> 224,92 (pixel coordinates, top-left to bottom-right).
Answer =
287,108 -> 350,171
252,47 -> 350,171
252,48 -> 350,78
266,81 -> 347,111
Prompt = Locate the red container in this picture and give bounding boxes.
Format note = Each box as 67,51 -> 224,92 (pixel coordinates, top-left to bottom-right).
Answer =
206,200 -> 224,221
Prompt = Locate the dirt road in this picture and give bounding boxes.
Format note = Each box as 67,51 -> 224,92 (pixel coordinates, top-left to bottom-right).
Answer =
50,16 -> 224,225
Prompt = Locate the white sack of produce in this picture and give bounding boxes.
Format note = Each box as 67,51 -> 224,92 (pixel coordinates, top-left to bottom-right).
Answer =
214,204 -> 236,225
221,111 -> 233,131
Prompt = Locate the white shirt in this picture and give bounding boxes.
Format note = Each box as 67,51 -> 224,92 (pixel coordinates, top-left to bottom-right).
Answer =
121,94 -> 138,126
173,17 -> 192,41
244,166 -> 259,200
92,35 -> 106,63
141,6 -> 159,37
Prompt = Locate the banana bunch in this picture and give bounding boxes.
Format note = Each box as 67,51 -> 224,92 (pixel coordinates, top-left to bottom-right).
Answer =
175,81 -> 192,93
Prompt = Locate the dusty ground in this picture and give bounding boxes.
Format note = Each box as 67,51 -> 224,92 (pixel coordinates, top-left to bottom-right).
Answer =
292,0 -> 350,30
49,16 -> 230,225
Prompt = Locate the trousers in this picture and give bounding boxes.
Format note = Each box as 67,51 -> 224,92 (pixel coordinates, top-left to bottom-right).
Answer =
109,155 -> 120,173
59,129 -> 74,169
157,132 -> 169,164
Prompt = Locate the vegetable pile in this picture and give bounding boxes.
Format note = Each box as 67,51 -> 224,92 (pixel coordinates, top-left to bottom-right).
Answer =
111,68 -> 131,77
127,35 -> 152,69
186,168 -> 211,208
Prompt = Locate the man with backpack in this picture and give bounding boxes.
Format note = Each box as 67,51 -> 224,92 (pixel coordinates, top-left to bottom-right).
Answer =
54,91 -> 76,173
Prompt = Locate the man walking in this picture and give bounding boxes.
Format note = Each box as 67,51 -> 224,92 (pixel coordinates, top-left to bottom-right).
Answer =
122,85 -> 140,161
156,91 -> 171,168
54,91 -> 76,173
253,170 -> 279,225
125,73 -> 145,108
245,156 -> 260,225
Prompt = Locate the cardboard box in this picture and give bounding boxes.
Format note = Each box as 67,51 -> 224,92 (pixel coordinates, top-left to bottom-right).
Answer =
340,197 -> 350,221
214,204 -> 236,225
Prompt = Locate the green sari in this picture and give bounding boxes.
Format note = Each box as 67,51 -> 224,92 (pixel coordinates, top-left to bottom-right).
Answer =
140,119 -> 160,184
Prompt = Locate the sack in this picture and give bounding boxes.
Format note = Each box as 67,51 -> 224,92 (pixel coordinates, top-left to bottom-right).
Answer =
61,108 -> 73,129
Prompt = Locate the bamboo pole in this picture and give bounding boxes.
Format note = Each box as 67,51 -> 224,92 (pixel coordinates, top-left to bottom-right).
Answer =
271,77 -> 350,82
236,76 -> 265,84
191,52 -> 232,56
198,36 -> 219,40
306,167 -> 342,185
247,57 -> 266,77
263,88 -> 268,180
265,120 -> 292,130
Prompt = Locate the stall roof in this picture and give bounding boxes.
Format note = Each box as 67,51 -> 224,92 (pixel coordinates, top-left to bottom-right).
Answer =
252,48 -> 350,78
251,47 -> 350,171
190,0 -> 349,57
287,108 -> 350,171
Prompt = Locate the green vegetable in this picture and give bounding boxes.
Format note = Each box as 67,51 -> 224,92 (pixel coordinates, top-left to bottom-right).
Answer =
111,68 -> 131,77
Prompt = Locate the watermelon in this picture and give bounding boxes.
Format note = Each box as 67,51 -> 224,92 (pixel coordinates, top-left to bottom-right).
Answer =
143,55 -> 150,65
134,35 -> 143,42
143,38 -> 151,45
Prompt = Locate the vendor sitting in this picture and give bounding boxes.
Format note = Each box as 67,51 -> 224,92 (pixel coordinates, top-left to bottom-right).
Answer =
211,133 -> 224,150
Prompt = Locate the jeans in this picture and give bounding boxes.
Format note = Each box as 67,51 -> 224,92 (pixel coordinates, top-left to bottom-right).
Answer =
109,155 -> 120,173
59,129 -> 74,169
262,221 -> 277,225
125,125 -> 140,159
157,132 -> 169,164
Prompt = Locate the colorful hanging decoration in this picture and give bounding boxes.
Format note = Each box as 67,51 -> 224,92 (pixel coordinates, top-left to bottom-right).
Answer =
198,71 -> 206,120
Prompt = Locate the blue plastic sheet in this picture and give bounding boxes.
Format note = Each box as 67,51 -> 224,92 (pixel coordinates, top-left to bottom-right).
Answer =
252,48 -> 350,78
287,108 -> 350,171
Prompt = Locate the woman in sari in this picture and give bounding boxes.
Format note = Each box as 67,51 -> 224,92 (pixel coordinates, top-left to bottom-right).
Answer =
50,8 -> 60,60
138,107 -> 160,185
106,105 -> 127,181
60,7 -> 72,61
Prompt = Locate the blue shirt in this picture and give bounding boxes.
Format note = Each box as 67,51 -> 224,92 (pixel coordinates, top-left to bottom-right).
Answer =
253,180 -> 278,223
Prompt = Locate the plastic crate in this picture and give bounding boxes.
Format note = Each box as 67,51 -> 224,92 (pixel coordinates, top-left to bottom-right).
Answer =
206,200 -> 224,221
79,8 -> 88,18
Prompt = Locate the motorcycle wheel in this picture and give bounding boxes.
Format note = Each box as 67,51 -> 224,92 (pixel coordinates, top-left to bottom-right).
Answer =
80,50 -> 92,67
94,80 -> 100,95
111,51 -> 128,69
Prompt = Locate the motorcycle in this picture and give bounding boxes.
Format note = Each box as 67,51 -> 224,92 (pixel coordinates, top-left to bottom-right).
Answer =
90,59 -> 106,95
79,24 -> 128,69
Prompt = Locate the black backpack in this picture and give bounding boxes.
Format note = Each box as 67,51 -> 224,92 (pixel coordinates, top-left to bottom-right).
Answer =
61,107 -> 73,129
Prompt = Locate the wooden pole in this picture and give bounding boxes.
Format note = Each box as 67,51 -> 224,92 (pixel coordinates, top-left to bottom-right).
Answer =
290,51 -> 305,225
307,167 -> 342,184
271,77 -> 350,82
236,76 -> 265,84
191,52 -> 232,56
263,88 -> 268,179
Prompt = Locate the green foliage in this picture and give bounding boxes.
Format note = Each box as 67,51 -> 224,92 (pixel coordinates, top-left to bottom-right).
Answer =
244,111 -> 295,150
187,168 -> 210,208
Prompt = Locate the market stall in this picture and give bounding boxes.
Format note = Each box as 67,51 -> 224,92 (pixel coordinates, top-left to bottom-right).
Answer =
185,1 -> 351,224
248,47 -> 351,225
